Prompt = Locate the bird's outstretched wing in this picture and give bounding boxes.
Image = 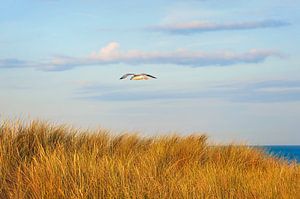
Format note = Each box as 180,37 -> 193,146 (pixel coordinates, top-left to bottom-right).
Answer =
142,74 -> 157,79
120,73 -> 134,79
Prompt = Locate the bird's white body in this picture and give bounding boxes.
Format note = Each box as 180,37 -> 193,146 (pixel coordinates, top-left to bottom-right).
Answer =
120,73 -> 156,80
131,75 -> 149,80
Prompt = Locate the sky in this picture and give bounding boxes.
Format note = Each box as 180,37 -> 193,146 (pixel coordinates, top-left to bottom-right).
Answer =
1,0 -> 300,145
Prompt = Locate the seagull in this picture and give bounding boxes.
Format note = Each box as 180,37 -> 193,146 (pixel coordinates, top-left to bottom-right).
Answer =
120,73 -> 157,80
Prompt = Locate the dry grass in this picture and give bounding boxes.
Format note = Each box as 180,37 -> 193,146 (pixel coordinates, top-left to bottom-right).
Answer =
0,120 -> 299,198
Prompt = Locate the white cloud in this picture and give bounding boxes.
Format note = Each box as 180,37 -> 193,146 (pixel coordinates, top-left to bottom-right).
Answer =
90,42 -> 120,60
152,19 -> 290,34
0,42 -> 281,71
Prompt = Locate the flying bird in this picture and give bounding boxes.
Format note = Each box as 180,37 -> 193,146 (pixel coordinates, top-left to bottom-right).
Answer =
120,73 -> 157,80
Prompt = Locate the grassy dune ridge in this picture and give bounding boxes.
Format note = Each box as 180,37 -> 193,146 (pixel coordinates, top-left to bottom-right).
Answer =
0,120 -> 299,198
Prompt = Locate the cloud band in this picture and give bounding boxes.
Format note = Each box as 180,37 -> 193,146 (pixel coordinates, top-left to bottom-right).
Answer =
152,19 -> 290,34
0,42 -> 281,71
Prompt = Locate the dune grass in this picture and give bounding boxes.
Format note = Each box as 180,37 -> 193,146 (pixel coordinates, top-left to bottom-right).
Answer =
0,120 -> 299,198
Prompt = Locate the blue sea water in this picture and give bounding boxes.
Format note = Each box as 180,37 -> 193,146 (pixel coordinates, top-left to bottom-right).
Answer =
256,145 -> 300,163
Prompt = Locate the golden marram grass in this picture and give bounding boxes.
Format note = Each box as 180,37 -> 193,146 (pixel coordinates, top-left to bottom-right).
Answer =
0,120 -> 299,198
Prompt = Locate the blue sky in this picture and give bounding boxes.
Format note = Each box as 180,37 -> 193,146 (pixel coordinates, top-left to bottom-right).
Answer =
1,0 -> 300,144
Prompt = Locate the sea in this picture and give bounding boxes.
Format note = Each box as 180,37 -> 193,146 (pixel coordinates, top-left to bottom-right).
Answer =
255,145 -> 300,163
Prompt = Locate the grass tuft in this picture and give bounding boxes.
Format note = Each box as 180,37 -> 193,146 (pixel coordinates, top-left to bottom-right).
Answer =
0,120 -> 299,198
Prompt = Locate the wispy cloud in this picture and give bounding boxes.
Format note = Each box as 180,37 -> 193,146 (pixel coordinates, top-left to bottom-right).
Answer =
152,19 -> 290,34
0,42 -> 281,71
76,80 -> 300,103
0,59 -> 33,69
216,80 -> 300,103
84,42 -> 280,70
